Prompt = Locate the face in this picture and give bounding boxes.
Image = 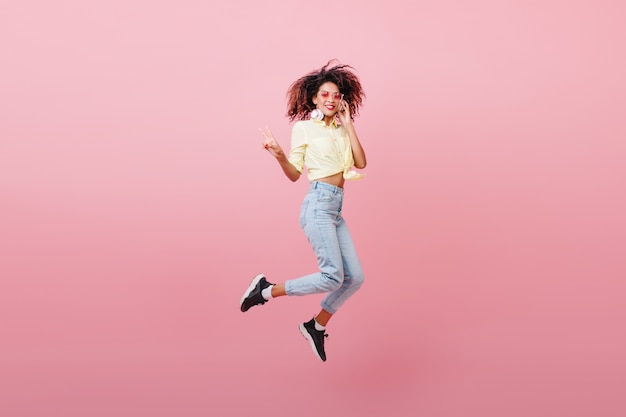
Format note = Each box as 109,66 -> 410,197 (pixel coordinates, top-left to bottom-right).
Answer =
312,82 -> 343,118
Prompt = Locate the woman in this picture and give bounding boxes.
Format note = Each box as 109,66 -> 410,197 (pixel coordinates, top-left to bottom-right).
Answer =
240,60 -> 367,362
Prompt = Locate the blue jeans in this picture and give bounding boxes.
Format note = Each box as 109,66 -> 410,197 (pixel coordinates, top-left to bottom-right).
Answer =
285,181 -> 364,314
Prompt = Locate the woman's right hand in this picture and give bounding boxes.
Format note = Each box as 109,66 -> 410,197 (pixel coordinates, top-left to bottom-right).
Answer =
259,126 -> 285,159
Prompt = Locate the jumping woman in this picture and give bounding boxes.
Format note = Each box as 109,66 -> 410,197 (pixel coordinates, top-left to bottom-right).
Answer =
240,60 -> 367,362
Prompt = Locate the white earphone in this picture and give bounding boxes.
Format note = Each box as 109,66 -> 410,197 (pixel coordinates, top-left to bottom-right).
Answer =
310,109 -> 323,121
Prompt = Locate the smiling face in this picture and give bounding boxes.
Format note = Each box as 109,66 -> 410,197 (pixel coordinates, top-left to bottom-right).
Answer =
312,81 -> 343,122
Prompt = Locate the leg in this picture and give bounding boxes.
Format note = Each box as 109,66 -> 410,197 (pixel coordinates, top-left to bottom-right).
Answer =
271,283 -> 286,298
284,185 -> 346,296
319,216 -> 364,315
314,308 -> 333,326
300,219 -> 362,360
240,184 -> 343,312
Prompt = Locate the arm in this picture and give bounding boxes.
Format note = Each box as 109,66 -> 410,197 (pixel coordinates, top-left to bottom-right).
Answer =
338,101 -> 367,169
259,126 -> 301,182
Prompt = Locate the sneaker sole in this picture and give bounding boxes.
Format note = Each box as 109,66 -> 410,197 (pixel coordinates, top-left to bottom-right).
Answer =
299,323 -> 325,362
240,273 -> 265,311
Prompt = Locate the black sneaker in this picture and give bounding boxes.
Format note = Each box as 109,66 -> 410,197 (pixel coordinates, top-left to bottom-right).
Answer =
240,274 -> 273,312
299,318 -> 328,362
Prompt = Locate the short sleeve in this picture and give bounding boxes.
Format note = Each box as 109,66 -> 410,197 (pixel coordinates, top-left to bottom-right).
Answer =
288,122 -> 306,173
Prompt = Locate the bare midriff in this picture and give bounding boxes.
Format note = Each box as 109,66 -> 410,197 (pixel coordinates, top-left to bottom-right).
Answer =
315,172 -> 345,188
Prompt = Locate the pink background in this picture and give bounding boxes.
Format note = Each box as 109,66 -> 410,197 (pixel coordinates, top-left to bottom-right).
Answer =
1,1 -> 625,416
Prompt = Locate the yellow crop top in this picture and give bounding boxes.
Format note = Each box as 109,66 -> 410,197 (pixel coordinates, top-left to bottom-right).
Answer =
287,119 -> 365,181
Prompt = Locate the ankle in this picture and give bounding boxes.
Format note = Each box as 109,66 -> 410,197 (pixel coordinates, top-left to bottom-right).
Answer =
261,285 -> 273,301
314,319 -> 326,331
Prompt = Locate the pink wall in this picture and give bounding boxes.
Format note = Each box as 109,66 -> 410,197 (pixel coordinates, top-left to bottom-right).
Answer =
1,1 -> 624,416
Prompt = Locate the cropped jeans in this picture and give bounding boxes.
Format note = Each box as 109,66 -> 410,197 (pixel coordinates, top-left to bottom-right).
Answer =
284,181 -> 364,314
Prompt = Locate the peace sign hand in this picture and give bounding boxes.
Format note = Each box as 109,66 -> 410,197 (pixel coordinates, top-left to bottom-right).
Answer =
259,126 -> 285,159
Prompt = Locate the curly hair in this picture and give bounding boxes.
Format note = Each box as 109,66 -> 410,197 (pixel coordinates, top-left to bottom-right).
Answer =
286,60 -> 365,122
